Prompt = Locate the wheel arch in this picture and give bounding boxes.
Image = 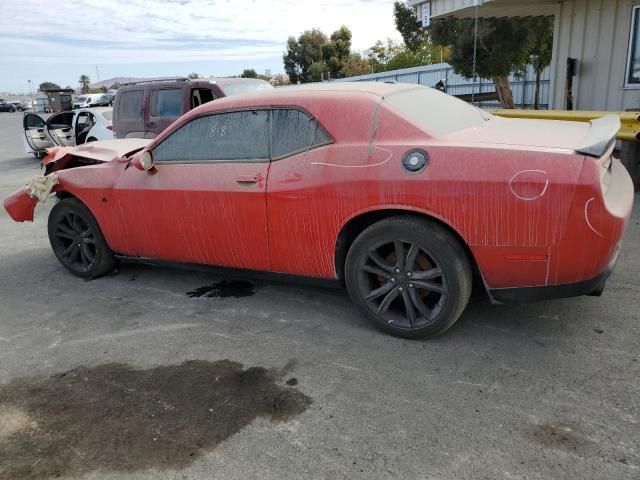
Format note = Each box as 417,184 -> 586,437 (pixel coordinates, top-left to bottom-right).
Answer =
334,208 -> 479,282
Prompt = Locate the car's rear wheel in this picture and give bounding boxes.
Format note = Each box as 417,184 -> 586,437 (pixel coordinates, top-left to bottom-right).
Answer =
47,198 -> 115,279
345,216 -> 472,339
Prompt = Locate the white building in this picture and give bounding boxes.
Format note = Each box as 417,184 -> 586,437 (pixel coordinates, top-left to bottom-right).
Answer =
408,0 -> 640,112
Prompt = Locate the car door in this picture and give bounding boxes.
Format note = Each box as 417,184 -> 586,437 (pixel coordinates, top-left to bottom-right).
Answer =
145,87 -> 185,137
74,111 -> 95,144
23,113 -> 54,151
111,109 -> 271,271
46,111 -> 75,146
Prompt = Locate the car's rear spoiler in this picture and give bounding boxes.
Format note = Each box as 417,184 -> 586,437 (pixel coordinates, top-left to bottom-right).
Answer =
575,115 -> 620,158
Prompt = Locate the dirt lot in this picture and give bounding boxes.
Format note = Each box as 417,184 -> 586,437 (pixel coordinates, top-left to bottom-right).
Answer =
0,112 -> 638,479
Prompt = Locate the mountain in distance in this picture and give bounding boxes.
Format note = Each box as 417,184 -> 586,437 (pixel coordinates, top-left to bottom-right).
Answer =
90,77 -> 144,89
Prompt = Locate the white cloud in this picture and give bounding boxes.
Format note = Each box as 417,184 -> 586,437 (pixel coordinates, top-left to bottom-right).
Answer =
0,0 -> 401,65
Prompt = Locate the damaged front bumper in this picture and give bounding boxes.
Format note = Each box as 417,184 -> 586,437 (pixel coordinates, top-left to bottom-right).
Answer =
3,174 -> 59,222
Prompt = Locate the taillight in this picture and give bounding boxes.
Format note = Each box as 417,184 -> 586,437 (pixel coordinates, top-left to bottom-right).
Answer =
106,124 -> 113,131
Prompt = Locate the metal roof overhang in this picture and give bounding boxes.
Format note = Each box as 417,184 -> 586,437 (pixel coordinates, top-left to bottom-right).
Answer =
408,0 -> 557,19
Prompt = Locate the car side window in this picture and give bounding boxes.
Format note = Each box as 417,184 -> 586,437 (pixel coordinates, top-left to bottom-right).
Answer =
150,88 -> 182,117
191,88 -> 215,109
153,110 -> 269,162
271,108 -> 331,158
117,91 -> 143,119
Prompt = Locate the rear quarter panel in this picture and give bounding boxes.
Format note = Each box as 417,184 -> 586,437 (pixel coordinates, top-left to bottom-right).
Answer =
268,102 -> 584,288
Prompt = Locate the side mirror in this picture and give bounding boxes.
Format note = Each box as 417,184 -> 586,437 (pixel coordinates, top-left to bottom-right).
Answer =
132,150 -> 155,171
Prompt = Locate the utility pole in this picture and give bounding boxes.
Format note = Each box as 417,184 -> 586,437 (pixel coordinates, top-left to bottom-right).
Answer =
95,65 -> 100,82
27,80 -> 34,112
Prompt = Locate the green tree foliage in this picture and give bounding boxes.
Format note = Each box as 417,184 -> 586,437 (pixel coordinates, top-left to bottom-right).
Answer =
38,81 -> 61,91
283,26 -> 354,83
284,29 -> 328,83
322,26 -> 352,79
431,17 -> 533,108
366,39 -> 432,73
241,69 -> 258,78
109,82 -> 122,90
393,1 -> 429,51
187,72 -> 200,79
78,75 -> 91,94
342,53 -> 372,77
527,16 -> 554,109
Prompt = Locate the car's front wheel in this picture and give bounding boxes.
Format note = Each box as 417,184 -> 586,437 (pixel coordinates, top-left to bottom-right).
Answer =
345,216 -> 472,339
47,198 -> 115,279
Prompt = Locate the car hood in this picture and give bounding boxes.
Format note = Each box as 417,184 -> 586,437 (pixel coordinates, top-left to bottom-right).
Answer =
43,138 -> 150,170
446,116 -> 591,151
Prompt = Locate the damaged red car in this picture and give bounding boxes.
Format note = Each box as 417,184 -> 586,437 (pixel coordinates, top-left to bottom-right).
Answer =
4,83 -> 634,338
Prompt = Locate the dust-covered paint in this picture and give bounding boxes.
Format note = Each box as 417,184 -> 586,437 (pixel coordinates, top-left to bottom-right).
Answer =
2,82 -> 634,294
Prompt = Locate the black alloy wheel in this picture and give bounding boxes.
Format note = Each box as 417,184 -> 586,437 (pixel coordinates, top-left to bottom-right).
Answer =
345,216 -> 472,339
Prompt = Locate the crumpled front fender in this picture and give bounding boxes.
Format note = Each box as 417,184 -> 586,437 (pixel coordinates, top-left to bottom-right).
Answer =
3,173 -> 60,222
3,188 -> 39,222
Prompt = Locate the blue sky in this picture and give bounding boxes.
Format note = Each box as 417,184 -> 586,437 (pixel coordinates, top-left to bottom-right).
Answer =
0,0 -> 401,93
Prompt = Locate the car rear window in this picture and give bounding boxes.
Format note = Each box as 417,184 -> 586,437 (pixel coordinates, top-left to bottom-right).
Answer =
117,90 -> 143,120
218,81 -> 273,97
100,110 -> 113,121
271,109 -> 331,158
384,87 -> 490,136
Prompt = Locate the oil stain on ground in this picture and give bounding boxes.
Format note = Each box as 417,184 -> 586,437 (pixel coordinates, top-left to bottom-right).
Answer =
187,280 -> 255,299
528,422 -> 592,455
0,360 -> 311,479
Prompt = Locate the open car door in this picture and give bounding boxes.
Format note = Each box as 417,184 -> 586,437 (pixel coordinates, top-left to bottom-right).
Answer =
46,112 -> 75,147
23,113 -> 54,155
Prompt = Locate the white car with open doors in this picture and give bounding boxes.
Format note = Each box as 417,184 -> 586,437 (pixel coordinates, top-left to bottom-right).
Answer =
23,108 -> 114,159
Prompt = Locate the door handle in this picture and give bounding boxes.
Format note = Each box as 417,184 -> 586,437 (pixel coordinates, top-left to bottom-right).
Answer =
236,174 -> 260,184
146,122 -> 156,127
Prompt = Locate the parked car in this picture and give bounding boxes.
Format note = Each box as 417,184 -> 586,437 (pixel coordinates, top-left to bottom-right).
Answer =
73,94 -> 110,109
0,101 -> 16,112
113,77 -> 272,139
9,101 -> 27,111
4,83 -> 634,339
22,107 -> 114,158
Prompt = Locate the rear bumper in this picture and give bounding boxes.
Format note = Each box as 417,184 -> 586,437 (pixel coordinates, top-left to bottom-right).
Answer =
489,245 -> 619,303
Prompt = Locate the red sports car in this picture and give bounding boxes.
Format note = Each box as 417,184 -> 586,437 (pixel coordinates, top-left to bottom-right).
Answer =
4,83 -> 634,338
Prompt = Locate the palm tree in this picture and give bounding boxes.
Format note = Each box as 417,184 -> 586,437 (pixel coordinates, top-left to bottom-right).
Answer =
79,75 -> 91,94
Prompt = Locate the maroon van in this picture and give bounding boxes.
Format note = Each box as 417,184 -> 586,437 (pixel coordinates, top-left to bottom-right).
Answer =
112,77 -> 272,139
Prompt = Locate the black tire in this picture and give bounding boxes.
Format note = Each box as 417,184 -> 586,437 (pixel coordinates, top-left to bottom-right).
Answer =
345,216 -> 472,339
47,198 -> 115,279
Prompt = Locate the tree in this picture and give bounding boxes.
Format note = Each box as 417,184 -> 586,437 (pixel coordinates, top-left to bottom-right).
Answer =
241,69 -> 258,78
79,75 -> 91,94
187,72 -> 200,79
109,82 -> 122,90
365,39 -> 432,73
283,26 -> 354,83
283,29 -> 328,83
322,26 -> 352,79
342,53 -> 372,77
527,16 -> 554,109
431,17 -> 533,108
39,81 -> 61,91
393,1 -> 429,51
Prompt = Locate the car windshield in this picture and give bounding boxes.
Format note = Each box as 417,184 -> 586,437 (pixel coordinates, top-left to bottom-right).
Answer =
384,87 -> 491,136
219,81 -> 273,97
100,110 -> 113,121
76,96 -> 87,103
